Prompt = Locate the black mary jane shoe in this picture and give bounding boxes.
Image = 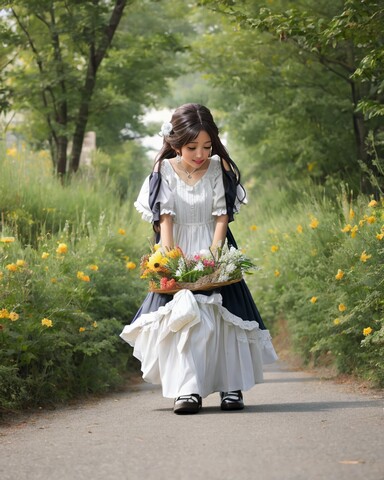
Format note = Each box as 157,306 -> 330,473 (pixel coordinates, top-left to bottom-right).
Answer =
173,394 -> 202,415
220,390 -> 244,411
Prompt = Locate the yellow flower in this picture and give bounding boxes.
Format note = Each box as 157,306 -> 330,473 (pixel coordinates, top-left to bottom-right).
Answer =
0,236 -> 15,243
41,252 -> 50,259
349,208 -> 355,219
56,243 -> 68,254
376,232 -> 384,240
77,271 -> 90,282
92,321 -> 98,328
351,225 -> 359,238
360,250 -> 371,263
9,312 -> 19,321
153,244 -> 161,251
118,228 -> 126,235
51,278 -> 57,283
296,224 -> 303,234
366,215 -> 376,225
310,296 -> 318,304
309,218 -> 319,229
16,259 -> 26,267
333,318 -> 341,325
307,161 -> 316,172
0,309 -> 10,319
271,245 -> 279,253
165,247 -> 183,259
147,250 -> 168,271
6,147 -> 17,157
79,327 -> 86,333
126,261 -> 137,270
5,263 -> 17,272
41,318 -> 53,327
274,270 -> 280,277
311,248 -> 318,256
335,269 -> 344,280
363,327 -> 373,336
89,264 -> 99,271
341,224 -> 352,233
338,303 -> 347,312
250,225 -> 258,231
368,200 -> 378,207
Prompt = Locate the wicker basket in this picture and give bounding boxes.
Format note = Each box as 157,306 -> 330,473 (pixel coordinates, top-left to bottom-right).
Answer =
149,277 -> 242,294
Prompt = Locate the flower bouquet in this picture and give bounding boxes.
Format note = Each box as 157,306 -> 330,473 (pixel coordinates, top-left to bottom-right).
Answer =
140,241 -> 256,294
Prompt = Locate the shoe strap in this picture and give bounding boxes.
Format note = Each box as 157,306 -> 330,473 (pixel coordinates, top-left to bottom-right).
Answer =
175,394 -> 200,404
221,391 -> 242,402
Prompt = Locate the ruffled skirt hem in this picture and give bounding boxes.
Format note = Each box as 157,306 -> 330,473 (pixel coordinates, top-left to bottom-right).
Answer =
120,289 -> 278,398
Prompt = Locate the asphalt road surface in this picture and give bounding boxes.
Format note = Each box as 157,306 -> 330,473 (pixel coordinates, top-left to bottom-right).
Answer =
1,360 -> 383,480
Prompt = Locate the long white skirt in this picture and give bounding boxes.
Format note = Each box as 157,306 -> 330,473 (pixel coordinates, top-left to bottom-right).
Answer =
120,290 -> 278,399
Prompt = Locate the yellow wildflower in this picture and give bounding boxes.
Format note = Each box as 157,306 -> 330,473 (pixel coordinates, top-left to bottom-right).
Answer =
41,252 -> 50,259
6,147 -> 17,157
367,216 -> 376,224
296,224 -> 303,234
309,218 -> 319,229
333,318 -> 341,326
376,232 -> 384,240
79,327 -> 86,333
360,250 -> 371,263
51,278 -> 57,283
147,250 -> 168,271
307,161 -> 316,172
118,228 -> 126,235
310,296 -> 318,304
77,271 -> 90,282
349,208 -> 355,219
0,236 -> 15,243
41,318 -> 53,327
338,303 -> 347,312
89,264 -> 99,271
368,200 -> 378,207
250,225 -> 258,231
341,224 -> 352,233
153,244 -> 161,251
56,243 -> 68,254
9,312 -> 19,321
92,321 -> 98,328
271,245 -> 279,253
16,259 -> 26,267
0,309 -> 10,319
274,270 -> 280,277
5,263 -> 17,272
351,225 -> 359,238
335,269 -> 344,280
363,327 -> 373,336
126,261 -> 137,270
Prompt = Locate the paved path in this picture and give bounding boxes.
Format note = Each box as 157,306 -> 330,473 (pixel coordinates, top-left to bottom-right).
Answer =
0,361 -> 383,480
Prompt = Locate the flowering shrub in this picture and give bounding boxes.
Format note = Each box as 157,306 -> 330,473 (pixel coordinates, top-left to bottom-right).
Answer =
140,242 -> 256,291
242,187 -> 384,388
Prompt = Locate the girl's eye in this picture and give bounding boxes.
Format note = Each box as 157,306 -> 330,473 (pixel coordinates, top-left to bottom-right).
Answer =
204,147 -> 211,150
187,147 -> 196,151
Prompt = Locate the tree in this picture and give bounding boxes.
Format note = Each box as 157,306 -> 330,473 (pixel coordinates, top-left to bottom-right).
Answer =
196,0 -> 384,191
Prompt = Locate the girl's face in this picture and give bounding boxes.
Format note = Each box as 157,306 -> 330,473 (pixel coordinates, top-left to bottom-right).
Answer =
179,130 -> 212,171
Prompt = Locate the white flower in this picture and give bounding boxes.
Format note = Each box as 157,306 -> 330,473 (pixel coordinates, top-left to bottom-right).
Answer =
193,261 -> 204,271
159,122 -> 173,137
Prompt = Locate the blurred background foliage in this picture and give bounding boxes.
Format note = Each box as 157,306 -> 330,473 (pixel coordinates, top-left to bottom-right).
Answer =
0,0 -> 383,411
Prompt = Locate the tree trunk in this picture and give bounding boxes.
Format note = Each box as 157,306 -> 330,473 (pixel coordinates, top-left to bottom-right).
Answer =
56,135 -> 68,177
70,0 -> 128,173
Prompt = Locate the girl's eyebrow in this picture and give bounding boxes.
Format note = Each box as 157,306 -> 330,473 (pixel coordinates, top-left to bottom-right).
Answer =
188,140 -> 212,144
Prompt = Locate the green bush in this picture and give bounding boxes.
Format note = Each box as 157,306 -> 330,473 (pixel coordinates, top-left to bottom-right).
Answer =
238,182 -> 384,387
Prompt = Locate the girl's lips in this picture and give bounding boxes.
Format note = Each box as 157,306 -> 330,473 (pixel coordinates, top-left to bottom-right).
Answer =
194,160 -> 205,165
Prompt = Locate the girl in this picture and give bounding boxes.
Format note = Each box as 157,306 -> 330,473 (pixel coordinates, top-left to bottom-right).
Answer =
120,103 -> 277,414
